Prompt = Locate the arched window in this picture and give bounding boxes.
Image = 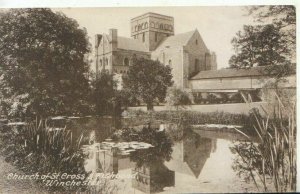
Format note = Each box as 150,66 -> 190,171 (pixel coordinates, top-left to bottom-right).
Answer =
150,22 -> 155,28
168,59 -> 172,66
138,24 -> 142,30
135,25 -> 138,31
141,23 -> 144,29
124,57 -> 129,66
142,32 -> 145,42
159,24 -> 163,29
195,59 -> 199,72
164,24 -> 168,30
144,22 -> 148,29
155,22 -> 159,28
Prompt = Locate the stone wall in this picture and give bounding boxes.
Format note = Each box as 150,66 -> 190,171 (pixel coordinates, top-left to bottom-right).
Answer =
131,13 -> 174,51
151,46 -> 185,88
112,50 -> 150,74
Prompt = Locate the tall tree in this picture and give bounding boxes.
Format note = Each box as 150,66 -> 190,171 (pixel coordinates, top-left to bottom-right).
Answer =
229,5 -> 296,79
91,71 -> 116,116
0,9 -> 91,118
123,58 -> 173,110
229,24 -> 288,68
247,5 -> 296,59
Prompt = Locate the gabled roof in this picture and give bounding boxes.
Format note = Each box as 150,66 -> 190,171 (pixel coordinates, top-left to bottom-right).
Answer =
155,30 -> 196,50
117,36 -> 149,52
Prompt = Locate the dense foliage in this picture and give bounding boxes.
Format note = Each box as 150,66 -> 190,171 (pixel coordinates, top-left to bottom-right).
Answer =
0,121 -> 88,192
112,126 -> 173,167
229,5 -> 295,79
90,71 -> 116,116
0,8 -> 91,118
165,87 -> 194,110
123,58 -> 173,110
247,5 -> 296,59
229,24 -> 288,68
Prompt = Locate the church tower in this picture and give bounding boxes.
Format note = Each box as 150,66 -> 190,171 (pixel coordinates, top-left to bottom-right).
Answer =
131,12 -> 174,51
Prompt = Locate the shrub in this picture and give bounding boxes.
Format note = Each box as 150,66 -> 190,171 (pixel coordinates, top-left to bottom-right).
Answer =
165,87 -> 194,110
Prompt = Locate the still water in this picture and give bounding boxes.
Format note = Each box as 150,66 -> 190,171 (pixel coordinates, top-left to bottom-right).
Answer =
83,118 -> 260,194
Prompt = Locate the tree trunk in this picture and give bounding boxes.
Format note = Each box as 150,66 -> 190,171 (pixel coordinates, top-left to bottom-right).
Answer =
146,103 -> 153,111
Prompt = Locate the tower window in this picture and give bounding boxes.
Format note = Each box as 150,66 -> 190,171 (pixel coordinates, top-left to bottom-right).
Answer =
168,59 -> 172,66
150,22 -> 155,28
142,32 -> 145,42
138,24 -> 142,30
99,59 -> 102,66
155,32 -> 158,42
159,24 -> 163,29
145,22 -> 148,29
155,22 -> 159,28
106,58 -> 108,66
196,39 -> 198,45
135,25 -> 138,31
124,57 -> 129,66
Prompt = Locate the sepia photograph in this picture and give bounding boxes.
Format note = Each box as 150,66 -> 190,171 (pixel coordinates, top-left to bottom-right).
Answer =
0,1 -> 297,193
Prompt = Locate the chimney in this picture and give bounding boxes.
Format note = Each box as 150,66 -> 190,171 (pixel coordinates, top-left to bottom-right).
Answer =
109,29 -> 118,51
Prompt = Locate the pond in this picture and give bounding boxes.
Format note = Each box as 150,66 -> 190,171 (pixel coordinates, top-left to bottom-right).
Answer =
79,117 -> 265,193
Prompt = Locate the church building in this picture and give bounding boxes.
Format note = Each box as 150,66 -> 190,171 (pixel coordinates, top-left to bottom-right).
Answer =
94,12 -> 295,104
94,12 -> 217,88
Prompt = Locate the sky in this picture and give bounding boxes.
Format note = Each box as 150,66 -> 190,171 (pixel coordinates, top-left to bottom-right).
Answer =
53,7 -> 254,69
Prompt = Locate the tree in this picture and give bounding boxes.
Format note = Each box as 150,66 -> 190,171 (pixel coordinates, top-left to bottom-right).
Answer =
123,58 -> 173,110
229,24 -> 289,68
0,9 -> 91,118
247,5 -> 296,59
229,5 -> 296,82
165,87 -> 193,110
91,71 -> 116,116
115,126 -> 173,167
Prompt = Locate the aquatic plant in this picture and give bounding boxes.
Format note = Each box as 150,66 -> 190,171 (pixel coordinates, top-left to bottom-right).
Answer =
0,119 -> 88,192
231,94 -> 296,192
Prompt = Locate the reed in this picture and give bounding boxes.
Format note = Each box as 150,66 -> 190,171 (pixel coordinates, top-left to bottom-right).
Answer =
0,119 -> 88,192
233,94 -> 296,192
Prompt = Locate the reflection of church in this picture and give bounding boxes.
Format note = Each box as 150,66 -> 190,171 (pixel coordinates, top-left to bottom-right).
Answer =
131,129 -> 217,193
165,129 -> 217,178
132,162 -> 175,193
89,129 -> 217,193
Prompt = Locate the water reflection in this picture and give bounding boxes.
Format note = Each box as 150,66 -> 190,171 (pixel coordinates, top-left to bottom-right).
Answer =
165,129 -> 217,179
83,120 -> 258,193
132,161 -> 175,193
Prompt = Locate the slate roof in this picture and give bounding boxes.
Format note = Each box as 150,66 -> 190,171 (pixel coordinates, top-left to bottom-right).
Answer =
190,65 -> 297,80
190,67 -> 265,80
117,36 -> 149,52
155,30 -> 196,50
